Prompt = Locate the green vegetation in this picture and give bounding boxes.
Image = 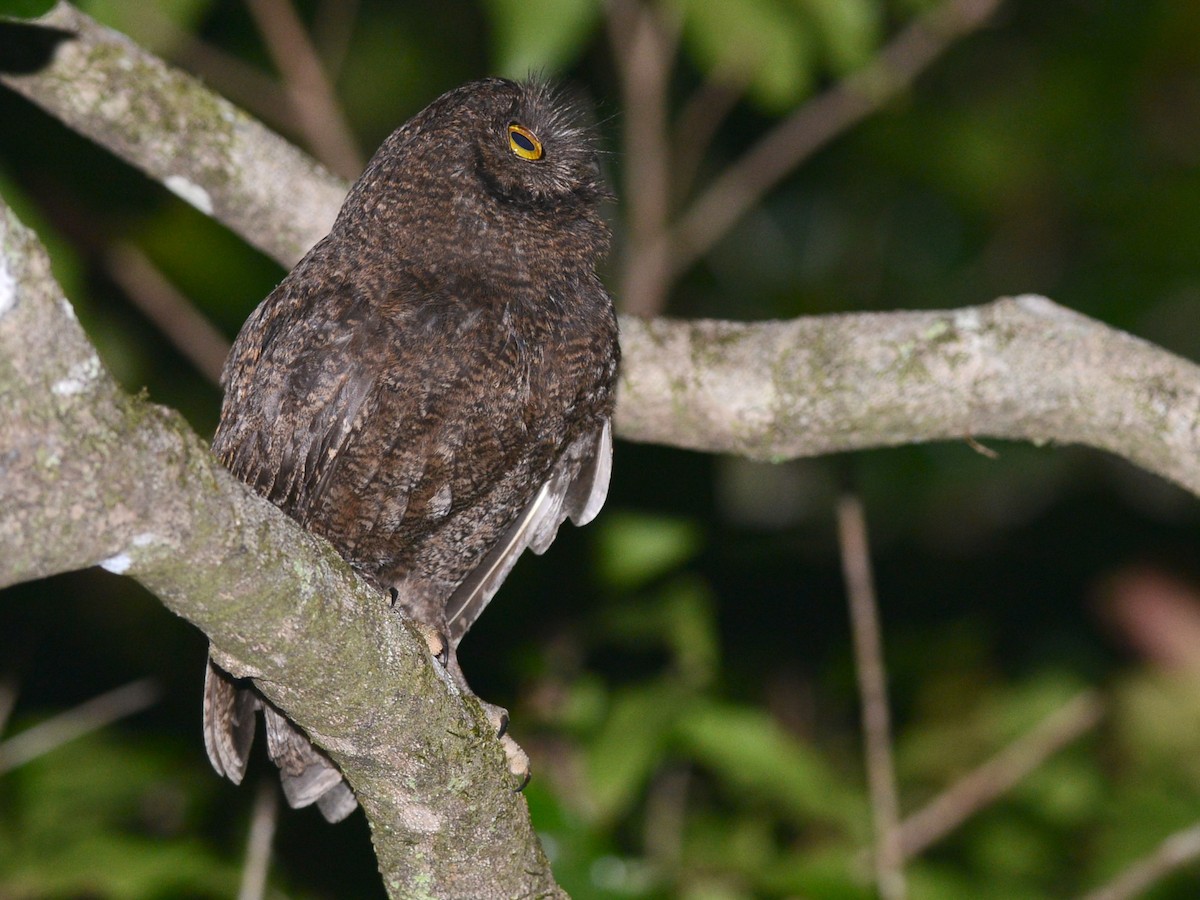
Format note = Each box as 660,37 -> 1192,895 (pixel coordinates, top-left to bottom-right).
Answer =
4,1 -> 1200,897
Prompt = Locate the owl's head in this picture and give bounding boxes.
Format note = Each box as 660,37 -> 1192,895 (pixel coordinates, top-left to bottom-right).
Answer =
457,78 -> 608,209
353,78 -> 608,218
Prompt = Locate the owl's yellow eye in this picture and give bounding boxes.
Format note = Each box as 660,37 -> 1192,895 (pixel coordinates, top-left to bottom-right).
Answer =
508,123 -> 543,160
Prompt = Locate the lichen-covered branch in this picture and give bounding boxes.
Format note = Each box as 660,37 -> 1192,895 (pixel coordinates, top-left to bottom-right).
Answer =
0,2 -> 344,266
7,4 -> 1200,898
10,5 -> 1200,509
0,200 -> 561,898
616,301 -> 1200,498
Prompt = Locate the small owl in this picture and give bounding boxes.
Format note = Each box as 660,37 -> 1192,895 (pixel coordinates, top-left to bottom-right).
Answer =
203,78 -> 618,822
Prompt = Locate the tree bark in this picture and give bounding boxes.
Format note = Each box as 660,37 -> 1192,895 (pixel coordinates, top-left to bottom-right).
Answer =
7,4 -> 1199,501
0,199 -> 562,897
5,3 -> 1200,898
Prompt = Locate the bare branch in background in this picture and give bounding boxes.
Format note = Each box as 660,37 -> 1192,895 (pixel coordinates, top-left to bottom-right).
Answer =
668,0 -> 1002,276
837,495 -> 906,900
0,680 -> 160,774
617,0 -> 1003,311
670,74 -> 746,203
244,0 -> 363,179
1081,821 -> 1200,900
607,0 -> 679,317
237,782 -> 280,900
897,690 -> 1104,859
312,0 -> 360,80
104,241 -> 231,385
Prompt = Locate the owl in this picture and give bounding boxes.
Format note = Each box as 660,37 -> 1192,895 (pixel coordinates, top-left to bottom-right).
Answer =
203,78 -> 618,822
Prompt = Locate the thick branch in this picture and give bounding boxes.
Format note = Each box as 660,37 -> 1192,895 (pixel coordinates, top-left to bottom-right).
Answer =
8,7 -> 1200,896
0,2 -> 344,266
0,201 -> 560,897
12,6 -> 1200,503
617,302 -> 1200,497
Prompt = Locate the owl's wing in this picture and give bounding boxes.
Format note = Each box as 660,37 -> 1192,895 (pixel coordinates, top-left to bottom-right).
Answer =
215,324 -> 379,526
444,418 -> 612,644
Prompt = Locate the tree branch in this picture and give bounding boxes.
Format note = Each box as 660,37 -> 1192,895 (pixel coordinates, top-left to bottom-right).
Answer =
837,495 -> 906,900
244,0 -> 363,178
0,199 -> 560,897
665,0 -> 1004,278
7,4 -> 1200,897
0,2 -> 345,267
10,5 -> 1200,501
616,301 -> 1200,498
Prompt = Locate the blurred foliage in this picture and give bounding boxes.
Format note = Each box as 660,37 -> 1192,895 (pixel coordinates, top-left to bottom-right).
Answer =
0,733 -> 244,899
4,0 -> 1200,897
0,0 -> 56,18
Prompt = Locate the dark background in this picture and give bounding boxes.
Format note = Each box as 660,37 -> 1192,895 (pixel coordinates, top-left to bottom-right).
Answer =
3,1 -> 1200,897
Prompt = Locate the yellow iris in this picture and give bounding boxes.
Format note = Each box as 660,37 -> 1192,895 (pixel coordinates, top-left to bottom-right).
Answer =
508,124 -> 543,160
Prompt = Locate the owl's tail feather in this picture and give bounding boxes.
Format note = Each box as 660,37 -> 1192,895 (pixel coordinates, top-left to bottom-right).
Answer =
203,653 -> 358,823
263,704 -> 358,822
203,656 -> 258,783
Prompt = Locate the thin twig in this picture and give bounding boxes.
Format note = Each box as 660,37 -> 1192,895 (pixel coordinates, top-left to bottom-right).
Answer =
238,781 -> 280,900
312,0 -> 361,80
0,679 -> 161,774
964,434 -> 1000,459
104,241 -> 231,385
836,494 -> 906,900
0,678 -> 17,736
897,690 -> 1103,859
245,0 -> 364,179
663,0 -> 1003,278
608,0 -> 679,317
670,73 -> 746,202
1081,820 -> 1200,900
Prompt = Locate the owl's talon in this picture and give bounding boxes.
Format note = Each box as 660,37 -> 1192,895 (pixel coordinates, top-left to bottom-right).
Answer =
499,733 -> 531,789
482,702 -> 510,738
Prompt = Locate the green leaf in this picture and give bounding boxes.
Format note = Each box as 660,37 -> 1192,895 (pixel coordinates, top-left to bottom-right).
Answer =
594,511 -> 702,591
586,682 -> 690,822
794,0 -> 882,73
0,732 -> 242,897
482,0 -> 602,77
604,576 -> 720,687
675,701 -> 866,833
675,0 -> 816,111
0,0 -> 55,18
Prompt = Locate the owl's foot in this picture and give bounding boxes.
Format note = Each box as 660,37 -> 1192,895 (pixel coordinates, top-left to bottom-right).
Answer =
421,626 -> 532,790
479,699 -> 531,788
500,733 -> 531,789
414,621 -> 449,666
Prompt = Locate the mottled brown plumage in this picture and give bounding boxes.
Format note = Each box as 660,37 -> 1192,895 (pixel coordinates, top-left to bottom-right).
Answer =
203,78 -> 618,822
